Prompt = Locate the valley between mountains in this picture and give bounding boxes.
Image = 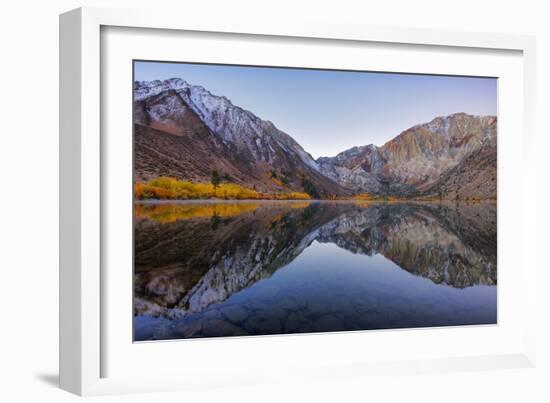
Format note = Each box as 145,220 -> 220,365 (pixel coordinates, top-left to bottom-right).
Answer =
134,78 -> 497,201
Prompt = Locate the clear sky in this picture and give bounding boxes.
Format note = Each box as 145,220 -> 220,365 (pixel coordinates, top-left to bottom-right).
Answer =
134,61 -> 497,159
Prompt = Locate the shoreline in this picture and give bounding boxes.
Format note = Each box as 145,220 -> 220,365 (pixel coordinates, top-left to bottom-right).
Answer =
135,198 -> 497,205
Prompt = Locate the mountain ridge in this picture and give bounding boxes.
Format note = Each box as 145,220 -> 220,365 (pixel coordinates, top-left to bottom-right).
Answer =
134,78 -> 497,200
134,78 -> 349,198
316,112 -> 496,198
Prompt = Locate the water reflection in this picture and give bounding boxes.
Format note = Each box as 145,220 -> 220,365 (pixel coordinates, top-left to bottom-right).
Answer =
134,201 -> 497,340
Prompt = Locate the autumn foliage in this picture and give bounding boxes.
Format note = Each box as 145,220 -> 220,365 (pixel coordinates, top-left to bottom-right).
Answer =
134,177 -> 311,200
352,193 -> 398,202
134,202 -> 261,223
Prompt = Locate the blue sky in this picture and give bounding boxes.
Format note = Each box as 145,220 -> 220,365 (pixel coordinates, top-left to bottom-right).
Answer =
135,61 -> 497,159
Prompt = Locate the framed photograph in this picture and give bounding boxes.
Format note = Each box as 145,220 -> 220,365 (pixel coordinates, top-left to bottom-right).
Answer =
60,7 -> 537,396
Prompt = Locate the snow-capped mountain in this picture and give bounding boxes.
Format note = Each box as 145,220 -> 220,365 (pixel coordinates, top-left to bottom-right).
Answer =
134,78 -> 497,200
134,78 -> 347,197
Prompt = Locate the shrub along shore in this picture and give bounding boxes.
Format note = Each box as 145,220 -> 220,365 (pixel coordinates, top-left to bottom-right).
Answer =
134,177 -> 495,203
134,177 -> 312,200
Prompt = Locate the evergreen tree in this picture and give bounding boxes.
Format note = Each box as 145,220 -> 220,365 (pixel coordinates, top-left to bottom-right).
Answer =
211,170 -> 221,189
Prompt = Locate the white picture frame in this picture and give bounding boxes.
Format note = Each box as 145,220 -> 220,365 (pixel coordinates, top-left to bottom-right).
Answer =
59,6 -> 537,396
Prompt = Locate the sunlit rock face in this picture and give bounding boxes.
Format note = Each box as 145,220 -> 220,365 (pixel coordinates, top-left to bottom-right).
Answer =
380,114 -> 496,187
317,113 -> 497,198
134,201 -> 496,321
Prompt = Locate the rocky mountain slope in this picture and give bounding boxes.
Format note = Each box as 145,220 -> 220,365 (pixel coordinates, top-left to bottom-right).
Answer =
419,138 -> 497,200
317,113 -> 497,198
134,79 -> 348,198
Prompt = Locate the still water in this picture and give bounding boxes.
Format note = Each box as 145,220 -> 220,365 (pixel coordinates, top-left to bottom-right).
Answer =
134,200 -> 497,341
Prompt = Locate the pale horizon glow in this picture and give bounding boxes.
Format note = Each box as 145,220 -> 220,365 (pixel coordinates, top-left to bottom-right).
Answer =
134,61 -> 497,159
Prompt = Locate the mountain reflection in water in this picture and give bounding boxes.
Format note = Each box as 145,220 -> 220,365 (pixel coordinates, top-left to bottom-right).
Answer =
134,200 -> 497,341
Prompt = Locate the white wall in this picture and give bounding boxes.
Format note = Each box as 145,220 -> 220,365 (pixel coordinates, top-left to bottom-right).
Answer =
0,0 -> 547,401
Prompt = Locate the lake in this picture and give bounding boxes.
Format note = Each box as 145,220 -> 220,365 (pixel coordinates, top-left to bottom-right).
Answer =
134,200 -> 497,341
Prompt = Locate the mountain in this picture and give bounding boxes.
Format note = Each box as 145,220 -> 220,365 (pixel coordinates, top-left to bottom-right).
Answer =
134,78 -> 348,198
317,144 -> 415,195
317,113 -> 497,199
134,79 -> 496,200
418,137 -> 497,200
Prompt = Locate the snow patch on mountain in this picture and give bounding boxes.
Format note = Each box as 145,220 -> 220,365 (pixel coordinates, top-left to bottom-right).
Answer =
136,78 -> 323,172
